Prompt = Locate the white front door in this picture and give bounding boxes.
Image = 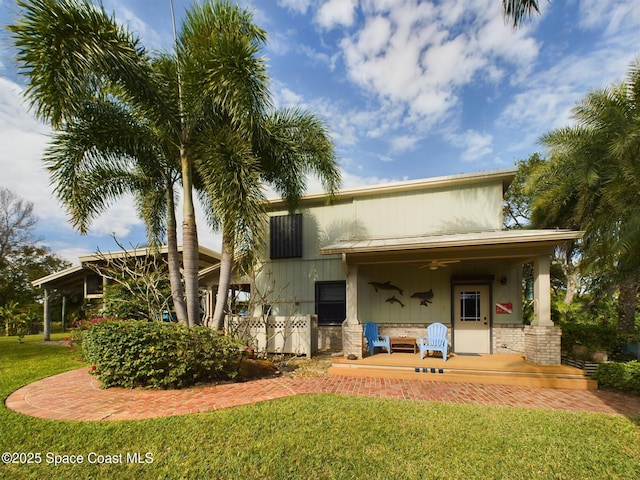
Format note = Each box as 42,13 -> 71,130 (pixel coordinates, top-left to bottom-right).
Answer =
453,285 -> 490,354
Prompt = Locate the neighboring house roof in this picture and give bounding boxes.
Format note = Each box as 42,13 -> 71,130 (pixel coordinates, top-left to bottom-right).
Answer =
32,245 -> 221,291
31,265 -> 86,290
268,168 -> 517,209
78,244 -> 221,270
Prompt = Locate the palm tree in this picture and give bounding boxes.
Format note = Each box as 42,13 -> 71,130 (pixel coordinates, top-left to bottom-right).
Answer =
43,94 -> 188,323
10,0 -> 273,326
10,0 -> 341,328
10,0 -> 189,323
502,0 -> 543,28
203,108 -> 341,329
530,59 -> 640,332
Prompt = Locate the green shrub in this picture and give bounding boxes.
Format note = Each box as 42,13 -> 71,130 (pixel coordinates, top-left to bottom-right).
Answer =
594,361 -> 640,394
82,320 -> 242,389
67,316 -> 116,353
560,322 -> 619,355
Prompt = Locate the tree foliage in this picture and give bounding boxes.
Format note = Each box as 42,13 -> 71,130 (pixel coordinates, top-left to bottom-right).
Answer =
529,59 -> 640,332
0,188 -> 70,326
502,0 -> 543,28
9,0 -> 340,330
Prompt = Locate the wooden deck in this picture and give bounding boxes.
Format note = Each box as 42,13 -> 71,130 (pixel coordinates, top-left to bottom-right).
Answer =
329,353 -> 597,390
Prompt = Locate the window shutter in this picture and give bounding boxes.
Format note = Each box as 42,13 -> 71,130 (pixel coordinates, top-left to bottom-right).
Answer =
270,214 -> 303,259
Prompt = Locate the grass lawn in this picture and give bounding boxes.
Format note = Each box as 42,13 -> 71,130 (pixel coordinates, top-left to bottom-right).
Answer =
1,334 -> 639,479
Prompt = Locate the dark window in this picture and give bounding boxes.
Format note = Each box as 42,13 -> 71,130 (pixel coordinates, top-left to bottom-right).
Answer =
85,274 -> 102,295
315,281 -> 346,326
270,214 -> 303,259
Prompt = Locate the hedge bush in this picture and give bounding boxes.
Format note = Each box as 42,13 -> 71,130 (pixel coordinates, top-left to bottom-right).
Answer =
593,361 -> 640,394
560,322 -> 619,355
82,320 -> 242,389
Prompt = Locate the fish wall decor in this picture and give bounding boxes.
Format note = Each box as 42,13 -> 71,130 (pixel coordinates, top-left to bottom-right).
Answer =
385,296 -> 405,308
411,289 -> 434,307
368,281 -> 403,296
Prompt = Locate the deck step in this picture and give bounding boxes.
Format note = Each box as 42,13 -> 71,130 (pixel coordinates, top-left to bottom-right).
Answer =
328,364 -> 598,390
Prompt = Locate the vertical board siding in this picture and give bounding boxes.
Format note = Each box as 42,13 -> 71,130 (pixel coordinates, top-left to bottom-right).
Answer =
259,177 -> 513,326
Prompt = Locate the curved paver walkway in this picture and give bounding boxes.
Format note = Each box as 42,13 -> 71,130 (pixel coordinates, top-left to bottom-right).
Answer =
5,368 -> 640,421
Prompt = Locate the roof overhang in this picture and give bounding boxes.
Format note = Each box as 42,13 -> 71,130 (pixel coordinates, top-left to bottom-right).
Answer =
79,244 -> 221,270
320,229 -> 583,265
32,245 -> 222,291
31,265 -> 87,290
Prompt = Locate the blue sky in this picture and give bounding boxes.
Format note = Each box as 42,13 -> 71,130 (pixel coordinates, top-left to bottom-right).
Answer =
0,0 -> 638,264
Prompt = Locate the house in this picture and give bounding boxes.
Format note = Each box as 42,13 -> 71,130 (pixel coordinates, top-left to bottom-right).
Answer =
32,245 -> 221,340
250,168 -> 580,365
34,168 -> 580,366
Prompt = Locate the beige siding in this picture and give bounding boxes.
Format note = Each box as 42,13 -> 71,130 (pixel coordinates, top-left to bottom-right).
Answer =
254,257 -> 344,317
257,173 -> 515,327
357,260 -> 523,325
352,182 -> 503,238
270,179 -> 505,262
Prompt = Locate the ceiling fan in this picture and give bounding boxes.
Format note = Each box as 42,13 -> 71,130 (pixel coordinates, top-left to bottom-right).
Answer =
418,259 -> 460,270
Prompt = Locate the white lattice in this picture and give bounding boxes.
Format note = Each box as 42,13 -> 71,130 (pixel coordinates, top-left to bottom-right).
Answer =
226,315 -> 317,357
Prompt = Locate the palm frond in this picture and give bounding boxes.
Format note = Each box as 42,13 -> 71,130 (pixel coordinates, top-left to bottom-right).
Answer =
9,0 -> 160,128
502,0 -> 542,28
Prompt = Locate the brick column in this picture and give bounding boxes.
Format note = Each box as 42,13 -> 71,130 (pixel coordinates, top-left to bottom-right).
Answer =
342,264 -> 363,358
524,325 -> 562,365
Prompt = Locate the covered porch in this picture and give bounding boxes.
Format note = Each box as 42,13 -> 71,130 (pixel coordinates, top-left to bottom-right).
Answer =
329,352 -> 597,390
321,229 -> 583,366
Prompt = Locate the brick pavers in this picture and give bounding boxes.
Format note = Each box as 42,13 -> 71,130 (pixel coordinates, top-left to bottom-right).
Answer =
5,367 -> 640,421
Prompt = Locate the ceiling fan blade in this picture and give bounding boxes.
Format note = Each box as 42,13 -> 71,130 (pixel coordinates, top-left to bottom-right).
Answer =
417,259 -> 460,270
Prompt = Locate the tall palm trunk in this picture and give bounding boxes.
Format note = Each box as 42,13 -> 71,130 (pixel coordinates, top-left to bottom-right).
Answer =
166,185 -> 187,323
617,276 -> 638,333
212,225 -> 234,330
181,150 -> 200,326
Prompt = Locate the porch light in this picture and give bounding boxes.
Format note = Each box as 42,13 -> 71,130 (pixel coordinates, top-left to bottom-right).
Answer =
525,279 -> 534,301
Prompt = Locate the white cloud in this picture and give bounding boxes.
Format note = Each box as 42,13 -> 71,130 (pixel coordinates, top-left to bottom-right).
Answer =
389,134 -> 419,153
275,86 -> 303,106
277,0 -> 313,15
109,1 -> 166,51
453,130 -> 493,163
316,0 -> 358,29
499,47 -> 637,141
336,0 -> 540,131
577,0 -> 640,38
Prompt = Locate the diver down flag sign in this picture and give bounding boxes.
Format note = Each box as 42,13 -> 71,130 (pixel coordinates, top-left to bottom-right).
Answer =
495,303 -> 513,314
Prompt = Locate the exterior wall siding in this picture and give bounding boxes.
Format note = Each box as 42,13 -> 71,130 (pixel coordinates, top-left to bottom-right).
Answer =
254,257 -> 344,317
254,173 -> 521,337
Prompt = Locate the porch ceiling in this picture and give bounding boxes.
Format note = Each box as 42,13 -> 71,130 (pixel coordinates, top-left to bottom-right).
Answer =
320,229 -> 582,265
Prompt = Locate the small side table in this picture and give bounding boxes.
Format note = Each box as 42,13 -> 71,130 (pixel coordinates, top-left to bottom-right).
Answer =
389,337 -> 417,353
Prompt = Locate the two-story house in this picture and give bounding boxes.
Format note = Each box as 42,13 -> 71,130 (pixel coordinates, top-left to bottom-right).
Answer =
254,168 -> 580,365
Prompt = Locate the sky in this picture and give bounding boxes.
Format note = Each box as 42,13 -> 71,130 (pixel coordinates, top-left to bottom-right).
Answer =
0,0 -> 638,265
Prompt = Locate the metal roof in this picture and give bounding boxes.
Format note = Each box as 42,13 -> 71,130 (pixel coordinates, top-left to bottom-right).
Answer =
320,229 -> 582,265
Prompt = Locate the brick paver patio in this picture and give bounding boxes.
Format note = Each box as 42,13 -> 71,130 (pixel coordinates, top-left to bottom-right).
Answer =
5,368 -> 640,421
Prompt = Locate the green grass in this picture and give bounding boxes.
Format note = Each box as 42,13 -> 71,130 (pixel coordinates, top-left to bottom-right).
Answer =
1,334 -> 639,479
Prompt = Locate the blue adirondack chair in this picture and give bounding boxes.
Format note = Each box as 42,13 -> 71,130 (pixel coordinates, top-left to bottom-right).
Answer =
363,322 -> 391,355
418,322 -> 449,361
